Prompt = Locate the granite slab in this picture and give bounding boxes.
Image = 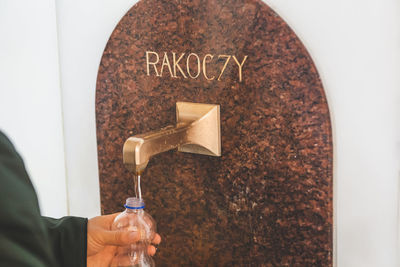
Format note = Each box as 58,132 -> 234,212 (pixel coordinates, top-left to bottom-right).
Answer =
96,0 -> 333,265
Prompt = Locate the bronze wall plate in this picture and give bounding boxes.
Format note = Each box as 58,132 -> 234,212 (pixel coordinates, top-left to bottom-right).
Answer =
96,0 -> 333,265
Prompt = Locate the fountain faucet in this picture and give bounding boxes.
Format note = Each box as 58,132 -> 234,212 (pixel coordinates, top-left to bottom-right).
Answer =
123,102 -> 221,174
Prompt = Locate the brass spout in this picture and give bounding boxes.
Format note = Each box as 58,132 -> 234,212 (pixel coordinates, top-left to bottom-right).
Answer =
123,102 -> 221,174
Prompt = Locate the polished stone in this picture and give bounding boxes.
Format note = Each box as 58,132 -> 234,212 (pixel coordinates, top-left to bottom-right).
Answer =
96,0 -> 333,265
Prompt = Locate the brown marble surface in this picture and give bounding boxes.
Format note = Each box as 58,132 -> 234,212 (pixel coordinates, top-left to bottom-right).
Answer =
96,0 -> 333,266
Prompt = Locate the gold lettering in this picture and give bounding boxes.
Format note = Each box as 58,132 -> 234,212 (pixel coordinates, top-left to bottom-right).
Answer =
146,51 -> 160,76
232,55 -> 248,82
172,52 -> 187,78
217,55 -> 231,81
186,53 -> 201,79
159,52 -> 173,77
146,51 -> 246,82
202,54 -> 215,80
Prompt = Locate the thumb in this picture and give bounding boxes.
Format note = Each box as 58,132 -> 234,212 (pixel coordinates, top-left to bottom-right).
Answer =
100,229 -> 140,246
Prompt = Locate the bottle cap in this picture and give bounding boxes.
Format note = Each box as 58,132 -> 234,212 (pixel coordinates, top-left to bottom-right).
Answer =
124,197 -> 145,210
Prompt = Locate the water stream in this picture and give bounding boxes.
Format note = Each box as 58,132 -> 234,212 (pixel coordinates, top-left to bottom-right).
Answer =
133,174 -> 142,200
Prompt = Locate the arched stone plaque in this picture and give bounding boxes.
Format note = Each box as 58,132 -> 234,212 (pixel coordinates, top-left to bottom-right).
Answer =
96,0 -> 333,266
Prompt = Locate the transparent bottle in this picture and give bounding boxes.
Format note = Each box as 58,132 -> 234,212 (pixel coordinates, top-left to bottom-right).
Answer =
111,197 -> 156,267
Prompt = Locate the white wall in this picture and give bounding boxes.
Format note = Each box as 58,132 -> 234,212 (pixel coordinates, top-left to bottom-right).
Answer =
0,0 -> 68,217
55,0 -> 138,219
1,0 -> 399,266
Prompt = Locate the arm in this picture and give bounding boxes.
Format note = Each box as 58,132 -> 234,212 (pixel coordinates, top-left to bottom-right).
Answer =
0,132 -> 88,267
0,131 -> 58,267
0,131 -> 160,267
41,216 -> 87,267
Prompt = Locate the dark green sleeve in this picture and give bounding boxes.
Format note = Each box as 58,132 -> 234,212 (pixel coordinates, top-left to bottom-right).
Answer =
41,216 -> 87,267
0,131 -> 87,267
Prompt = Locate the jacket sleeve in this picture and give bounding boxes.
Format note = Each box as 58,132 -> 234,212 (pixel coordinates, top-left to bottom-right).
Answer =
41,216 -> 87,267
0,131 -> 87,267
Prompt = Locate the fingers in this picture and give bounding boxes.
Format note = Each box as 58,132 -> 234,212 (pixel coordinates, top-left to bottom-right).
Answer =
100,229 -> 140,246
106,212 -> 121,220
148,234 -> 161,256
102,212 -> 121,227
87,246 -> 117,267
111,253 -> 139,267
88,212 -> 122,230
99,229 -> 161,247
148,245 -> 157,256
152,234 -> 161,245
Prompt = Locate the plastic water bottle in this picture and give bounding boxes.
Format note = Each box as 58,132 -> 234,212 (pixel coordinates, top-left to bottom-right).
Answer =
112,197 -> 156,267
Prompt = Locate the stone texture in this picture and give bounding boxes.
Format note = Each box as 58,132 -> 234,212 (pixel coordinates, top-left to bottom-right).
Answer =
96,0 -> 333,266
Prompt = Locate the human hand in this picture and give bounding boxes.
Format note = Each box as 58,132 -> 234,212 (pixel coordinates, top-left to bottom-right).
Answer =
87,213 -> 161,267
